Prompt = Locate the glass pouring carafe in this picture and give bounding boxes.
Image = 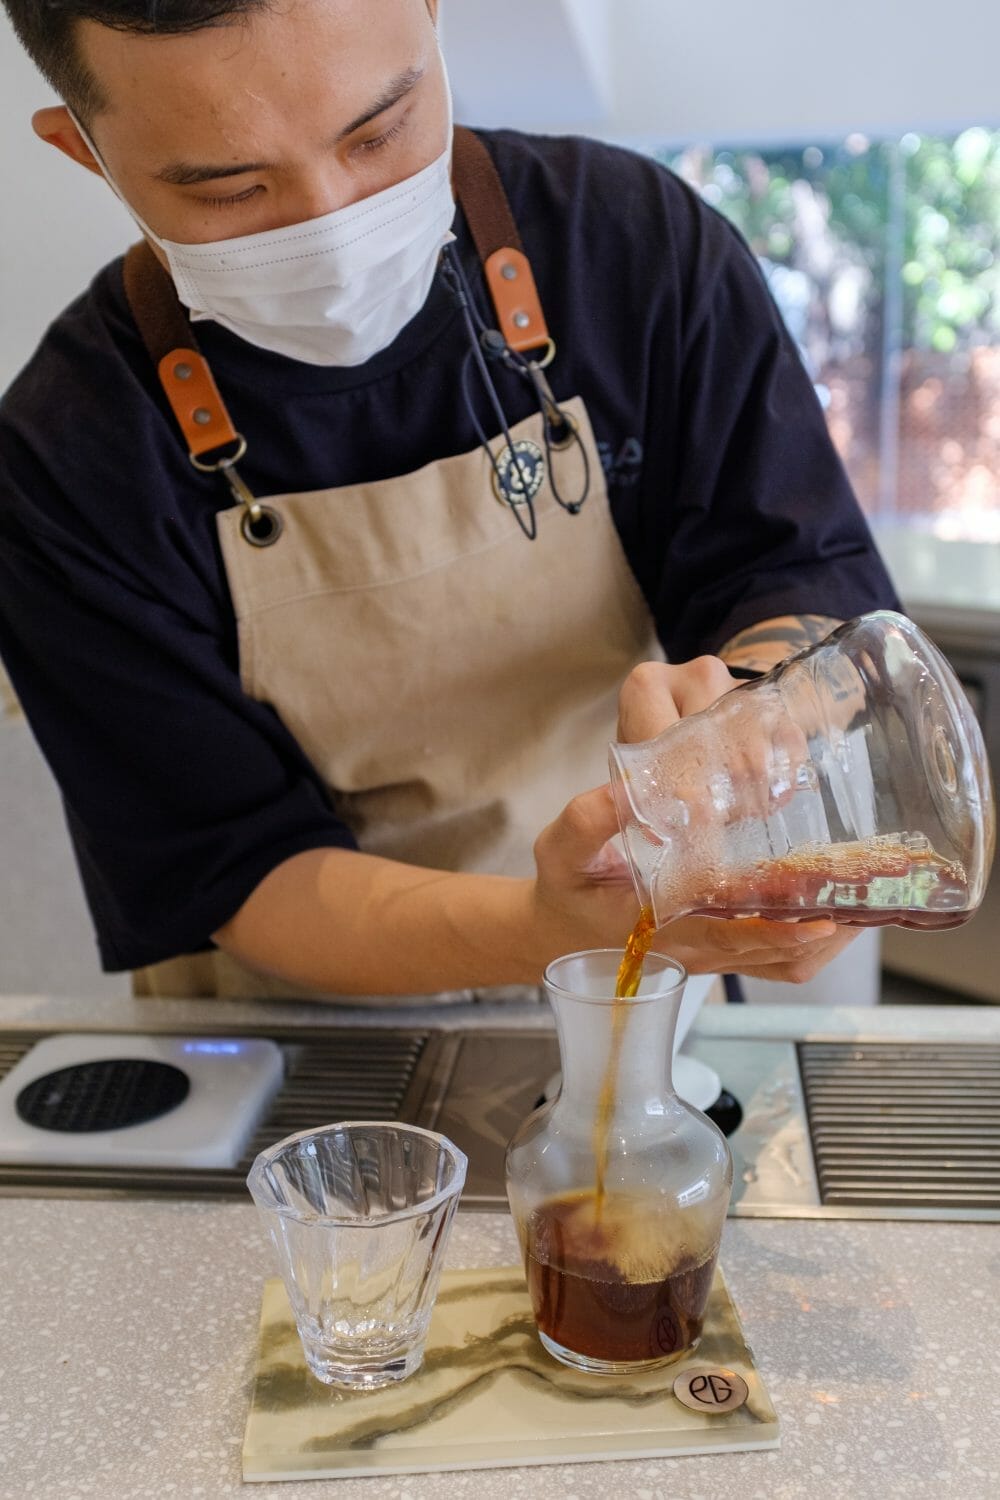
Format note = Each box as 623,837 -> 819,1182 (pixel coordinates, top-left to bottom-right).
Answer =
505,951 -> 733,1376
609,611 -> 995,929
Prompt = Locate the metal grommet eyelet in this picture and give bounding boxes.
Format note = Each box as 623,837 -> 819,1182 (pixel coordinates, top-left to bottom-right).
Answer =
545,409 -> 579,452
240,505 -> 284,548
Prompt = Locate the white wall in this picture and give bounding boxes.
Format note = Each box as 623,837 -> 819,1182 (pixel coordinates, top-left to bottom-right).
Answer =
0,714 -> 127,996
0,18 -> 134,394
441,0 -> 609,135
609,0 -> 1000,145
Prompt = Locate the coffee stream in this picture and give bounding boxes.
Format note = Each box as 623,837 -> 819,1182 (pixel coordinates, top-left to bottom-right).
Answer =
592,905 -> 656,1207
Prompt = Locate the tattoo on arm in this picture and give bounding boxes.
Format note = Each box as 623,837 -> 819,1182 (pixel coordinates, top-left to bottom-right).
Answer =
721,614 -> 866,724
720,614 -> 841,675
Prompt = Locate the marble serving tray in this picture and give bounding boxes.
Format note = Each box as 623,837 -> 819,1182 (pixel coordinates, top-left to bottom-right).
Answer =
242,1264 -> 778,1481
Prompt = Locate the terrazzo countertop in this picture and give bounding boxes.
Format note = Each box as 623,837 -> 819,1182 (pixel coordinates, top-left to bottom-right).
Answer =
1,1200 -> 999,1499
2,997 -> 999,1498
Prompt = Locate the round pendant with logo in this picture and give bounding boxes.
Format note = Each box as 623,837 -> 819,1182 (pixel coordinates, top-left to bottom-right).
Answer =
492,438 -> 545,509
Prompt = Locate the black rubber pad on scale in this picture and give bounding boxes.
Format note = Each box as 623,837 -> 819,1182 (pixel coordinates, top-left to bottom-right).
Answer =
15,1058 -> 190,1133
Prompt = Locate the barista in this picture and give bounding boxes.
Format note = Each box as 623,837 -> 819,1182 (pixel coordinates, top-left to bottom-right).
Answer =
0,0 -> 899,999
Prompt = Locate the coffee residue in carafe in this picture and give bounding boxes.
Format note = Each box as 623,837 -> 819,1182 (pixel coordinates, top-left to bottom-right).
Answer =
669,833 -> 970,930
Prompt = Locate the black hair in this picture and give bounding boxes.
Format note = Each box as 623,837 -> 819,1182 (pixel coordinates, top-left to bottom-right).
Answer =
3,2 -> 272,123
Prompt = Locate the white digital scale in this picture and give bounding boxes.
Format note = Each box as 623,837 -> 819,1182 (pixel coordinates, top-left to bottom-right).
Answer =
0,1034 -> 284,1169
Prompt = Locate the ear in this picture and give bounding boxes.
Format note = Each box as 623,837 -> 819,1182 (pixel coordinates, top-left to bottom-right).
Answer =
32,105 -> 103,176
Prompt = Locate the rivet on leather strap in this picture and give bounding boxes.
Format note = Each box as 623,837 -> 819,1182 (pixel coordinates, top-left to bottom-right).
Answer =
157,347 -> 240,458
484,248 -> 550,353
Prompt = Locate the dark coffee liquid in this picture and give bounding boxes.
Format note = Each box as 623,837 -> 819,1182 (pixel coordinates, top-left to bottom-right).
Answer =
526,1191 -> 717,1364
678,837 -> 970,930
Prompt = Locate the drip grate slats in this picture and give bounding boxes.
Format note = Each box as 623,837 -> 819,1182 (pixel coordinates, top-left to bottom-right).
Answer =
799,1041 -> 1000,1210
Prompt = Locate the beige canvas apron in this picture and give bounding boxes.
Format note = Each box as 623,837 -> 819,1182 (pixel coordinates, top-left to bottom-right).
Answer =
134,399 -> 660,998
125,131 -> 662,1000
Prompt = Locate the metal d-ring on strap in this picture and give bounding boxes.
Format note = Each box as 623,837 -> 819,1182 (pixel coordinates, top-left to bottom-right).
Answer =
189,435 -> 284,548
530,339 -> 557,372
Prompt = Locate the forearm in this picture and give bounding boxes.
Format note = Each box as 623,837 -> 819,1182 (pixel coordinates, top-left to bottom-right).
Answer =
212,847 -> 543,995
212,783 -> 650,996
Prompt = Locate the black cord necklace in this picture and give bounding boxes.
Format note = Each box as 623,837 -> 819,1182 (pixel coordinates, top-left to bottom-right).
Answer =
440,242 -> 590,540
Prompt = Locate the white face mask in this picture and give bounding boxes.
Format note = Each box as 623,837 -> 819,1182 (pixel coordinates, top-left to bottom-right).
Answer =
72,70 -> 456,367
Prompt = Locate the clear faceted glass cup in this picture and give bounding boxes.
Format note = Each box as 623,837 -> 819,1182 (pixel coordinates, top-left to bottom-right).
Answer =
247,1121 -> 467,1390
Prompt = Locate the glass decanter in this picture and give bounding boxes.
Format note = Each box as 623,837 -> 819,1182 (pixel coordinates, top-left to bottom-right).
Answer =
505,949 -> 733,1376
609,611 -> 995,929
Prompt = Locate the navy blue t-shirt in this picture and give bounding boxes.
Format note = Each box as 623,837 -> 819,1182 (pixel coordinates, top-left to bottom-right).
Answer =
0,129 -> 898,971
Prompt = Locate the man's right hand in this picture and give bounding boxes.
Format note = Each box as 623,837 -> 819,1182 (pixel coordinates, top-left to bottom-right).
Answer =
527,652 -> 843,982
527,781 -> 843,983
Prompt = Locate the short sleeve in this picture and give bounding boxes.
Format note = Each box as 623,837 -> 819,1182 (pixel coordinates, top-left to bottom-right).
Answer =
0,461 -> 355,972
645,203 -> 899,659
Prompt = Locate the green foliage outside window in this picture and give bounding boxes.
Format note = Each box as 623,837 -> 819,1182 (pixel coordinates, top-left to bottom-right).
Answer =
655,129 -> 1000,535
660,129 -> 1000,356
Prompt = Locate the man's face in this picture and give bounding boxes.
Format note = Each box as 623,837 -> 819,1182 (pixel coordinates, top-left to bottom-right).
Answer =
56,0 -> 445,243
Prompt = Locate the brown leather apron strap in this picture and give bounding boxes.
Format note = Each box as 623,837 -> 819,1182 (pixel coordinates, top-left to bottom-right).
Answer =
452,126 -> 550,355
123,242 -> 242,462
452,125 -> 523,258
122,241 -> 193,365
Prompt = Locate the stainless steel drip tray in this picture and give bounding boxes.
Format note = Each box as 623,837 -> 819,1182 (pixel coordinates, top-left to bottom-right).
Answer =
0,1021 -> 998,1221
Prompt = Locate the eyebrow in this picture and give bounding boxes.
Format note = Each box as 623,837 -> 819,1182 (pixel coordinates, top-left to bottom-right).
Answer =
152,64 -> 427,186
